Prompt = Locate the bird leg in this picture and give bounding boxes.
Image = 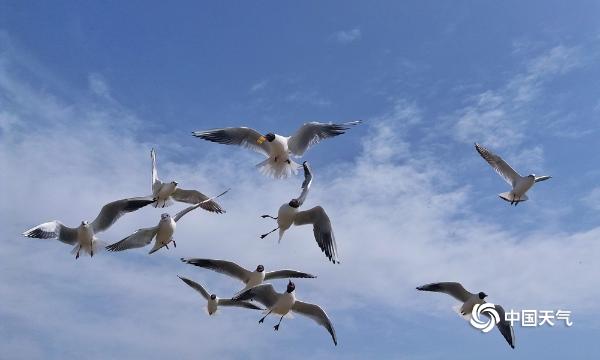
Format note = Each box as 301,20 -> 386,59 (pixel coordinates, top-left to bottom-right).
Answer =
172,239 -> 177,248
274,314 -> 285,331
165,244 -> 170,250
259,310 -> 272,324
260,228 -> 279,239
261,215 -> 278,220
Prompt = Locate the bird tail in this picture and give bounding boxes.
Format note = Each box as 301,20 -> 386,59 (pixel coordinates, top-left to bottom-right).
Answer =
69,239 -> 107,257
255,157 -> 300,179
498,192 -> 528,203
152,197 -> 174,208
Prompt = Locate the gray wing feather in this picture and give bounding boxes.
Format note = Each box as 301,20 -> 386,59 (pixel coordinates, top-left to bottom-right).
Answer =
416,282 -> 473,302
91,197 -> 155,233
218,299 -> 264,310
22,221 -> 78,245
180,258 -> 251,282
534,175 -> 551,183
192,127 -> 272,157
294,206 -> 338,264
106,226 -> 158,251
151,148 -> 162,194
487,304 -> 515,349
173,203 -> 202,222
292,300 -> 338,346
287,121 -> 361,156
295,161 -> 313,206
475,143 -> 521,186
178,276 -> 210,300
171,188 -> 225,213
231,284 -> 279,308
265,270 -> 316,280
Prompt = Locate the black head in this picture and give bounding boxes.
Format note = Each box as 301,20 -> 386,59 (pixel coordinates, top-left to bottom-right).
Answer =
256,265 -> 264,272
288,199 -> 300,208
210,294 -> 216,300
264,133 -> 276,142
286,280 -> 295,293
478,292 -> 488,299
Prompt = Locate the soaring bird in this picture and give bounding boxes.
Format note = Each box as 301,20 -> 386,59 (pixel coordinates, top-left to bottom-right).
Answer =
150,148 -> 226,212
22,197 -> 155,258
180,258 -> 316,293
260,162 -> 338,264
192,121 -> 360,179
106,189 -> 229,254
475,143 -> 551,205
178,276 -> 263,315
416,282 -> 515,349
233,281 -> 337,346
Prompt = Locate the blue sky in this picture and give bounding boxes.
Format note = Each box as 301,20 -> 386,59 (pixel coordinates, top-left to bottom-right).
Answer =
1,1 -> 600,359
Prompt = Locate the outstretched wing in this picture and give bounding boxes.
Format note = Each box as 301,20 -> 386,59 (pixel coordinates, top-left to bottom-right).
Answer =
22,221 -> 78,245
486,304 -> 515,349
231,284 -> 279,308
294,206 -> 338,264
106,226 -> 159,252
534,175 -> 551,183
180,258 -> 251,283
178,276 -> 210,301
295,161 -> 313,206
91,197 -> 155,233
151,148 -> 162,194
287,121 -> 361,156
171,188 -> 226,213
192,127 -> 272,157
265,270 -> 316,280
292,300 -> 337,346
474,143 -> 521,186
416,282 -> 473,303
218,299 -> 264,310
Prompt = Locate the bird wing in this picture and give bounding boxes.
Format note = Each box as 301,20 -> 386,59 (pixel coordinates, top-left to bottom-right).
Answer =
178,276 -> 210,300
91,197 -> 155,233
218,299 -> 264,310
172,204 -> 202,223
180,258 -> 251,282
231,284 -> 279,308
105,226 -> 159,251
22,221 -> 78,245
295,161 -> 313,206
265,270 -> 316,280
474,143 -> 521,186
534,175 -> 551,183
292,300 -> 338,346
151,148 -> 162,194
416,282 -> 473,302
294,206 -> 338,264
287,121 -> 361,157
485,304 -> 516,349
192,127 -> 272,157
171,188 -> 227,213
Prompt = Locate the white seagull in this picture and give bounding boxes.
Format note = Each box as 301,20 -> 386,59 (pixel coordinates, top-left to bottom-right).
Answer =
417,282 -> 515,349
180,258 -> 316,293
475,143 -> 551,205
192,121 -> 360,179
106,189 -> 229,254
22,197 -> 155,258
233,281 -> 337,346
178,276 -> 263,315
260,162 -> 338,263
150,148 -> 226,212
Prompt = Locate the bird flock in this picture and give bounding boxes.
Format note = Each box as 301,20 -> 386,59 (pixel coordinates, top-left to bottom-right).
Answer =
22,121 -> 550,349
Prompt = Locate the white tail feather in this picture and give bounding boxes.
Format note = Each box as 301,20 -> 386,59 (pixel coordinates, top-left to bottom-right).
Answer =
256,157 -> 300,179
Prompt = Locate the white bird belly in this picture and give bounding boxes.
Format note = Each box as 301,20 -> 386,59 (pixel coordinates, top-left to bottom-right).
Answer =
244,272 -> 266,290
207,298 -> 218,315
156,219 -> 176,245
513,177 -> 535,197
156,183 -> 177,204
277,205 -> 297,231
271,292 -> 295,315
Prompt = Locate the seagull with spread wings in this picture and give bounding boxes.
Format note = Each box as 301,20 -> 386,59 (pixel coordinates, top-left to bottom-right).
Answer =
260,162 -> 338,264
22,197 -> 155,258
178,276 -> 263,315
232,281 -> 337,346
417,282 -> 515,349
180,258 -> 316,293
150,148 -> 226,212
106,189 -> 229,254
475,143 -> 551,205
192,121 -> 360,178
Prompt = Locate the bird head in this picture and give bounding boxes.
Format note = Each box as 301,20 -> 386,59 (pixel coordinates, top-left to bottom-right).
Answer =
160,213 -> 170,220
528,174 -> 536,179
257,133 -> 276,144
171,181 -> 179,186
256,265 -> 264,272
210,294 -> 217,300
478,292 -> 488,299
81,220 -> 89,226
288,199 -> 300,208
286,280 -> 295,293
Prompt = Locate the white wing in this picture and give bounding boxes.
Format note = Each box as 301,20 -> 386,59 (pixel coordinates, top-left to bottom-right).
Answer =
292,300 -> 337,346
287,121 -> 361,156
534,175 -> 551,183
91,197 -> 155,233
475,143 -> 521,186
180,258 -> 252,282
192,127 -> 272,157
22,221 -> 78,245
106,226 -> 159,251
294,206 -> 338,264
295,161 -> 313,206
264,270 -> 316,280
151,148 -> 162,194
171,188 -> 226,213
416,282 -> 473,302
232,284 -> 280,308
488,304 -> 516,349
178,276 -> 210,300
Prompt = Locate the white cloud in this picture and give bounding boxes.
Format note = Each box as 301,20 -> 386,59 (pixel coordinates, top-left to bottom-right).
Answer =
250,79 -> 268,93
88,72 -> 111,98
331,28 -> 361,44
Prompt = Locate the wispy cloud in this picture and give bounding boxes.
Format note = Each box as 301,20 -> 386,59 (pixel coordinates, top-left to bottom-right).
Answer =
330,28 -> 361,44
249,79 -> 268,93
88,72 -> 111,99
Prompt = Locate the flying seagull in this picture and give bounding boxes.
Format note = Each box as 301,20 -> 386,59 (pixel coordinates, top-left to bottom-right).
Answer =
150,148 -> 226,212
106,189 -> 229,254
178,276 -> 263,315
180,258 -> 316,293
260,162 -> 338,264
192,121 -> 360,179
232,281 -> 337,346
22,197 -> 155,258
416,282 -> 515,349
475,143 -> 551,205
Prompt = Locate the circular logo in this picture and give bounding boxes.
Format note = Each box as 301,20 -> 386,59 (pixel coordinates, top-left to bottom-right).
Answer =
470,303 -> 500,333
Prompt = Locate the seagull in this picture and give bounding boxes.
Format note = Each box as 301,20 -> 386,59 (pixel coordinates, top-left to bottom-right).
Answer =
178,276 -> 263,315
416,282 -> 515,349
475,143 -> 551,205
232,281 -> 337,346
106,189 -> 229,254
192,121 -> 360,179
22,197 -> 155,259
260,162 -> 338,264
150,148 -> 226,212
180,258 -> 316,293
